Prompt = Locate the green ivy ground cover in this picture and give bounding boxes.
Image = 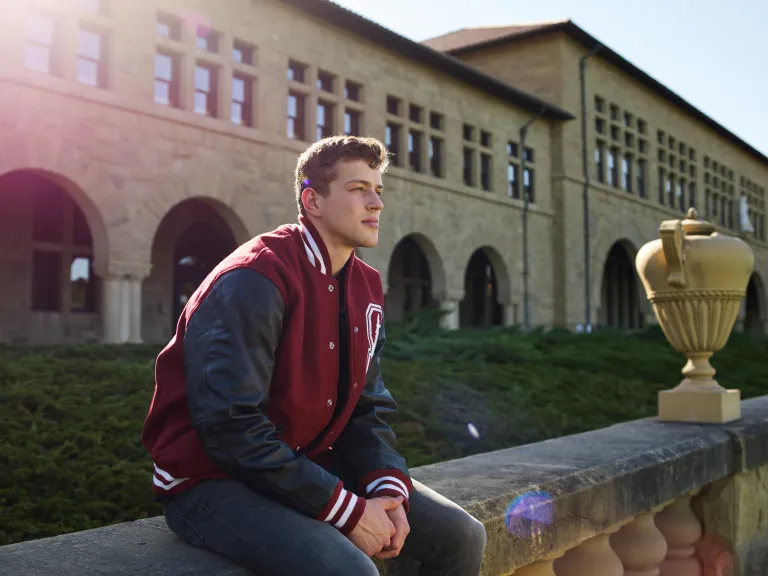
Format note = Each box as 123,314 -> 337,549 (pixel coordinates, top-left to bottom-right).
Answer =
1,316 -> 766,545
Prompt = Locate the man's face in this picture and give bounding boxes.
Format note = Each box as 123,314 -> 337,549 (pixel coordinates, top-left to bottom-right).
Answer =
308,158 -> 384,250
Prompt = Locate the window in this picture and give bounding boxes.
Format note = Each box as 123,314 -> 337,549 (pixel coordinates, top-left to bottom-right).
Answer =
30,180 -> 97,313
386,123 -> 401,166
25,12 -> 56,74
463,147 -> 474,186
595,143 -> 604,183
408,130 -> 422,172
232,40 -> 254,65
316,101 -> 334,140
480,153 -> 492,191
287,92 -> 306,140
344,109 -> 360,136
429,112 -> 442,131
637,160 -> 646,198
386,95 -> 400,116
608,148 -> 618,188
231,75 -> 253,126
409,104 -> 422,124
595,95 -> 604,113
287,60 -> 306,83
345,81 -> 361,102
622,155 -> 632,192
77,28 -> 107,88
507,141 -> 518,157
157,13 -> 181,40
196,26 -> 219,53
507,163 -> 519,199
194,63 -> 217,117
154,51 -> 180,107
523,168 -> 534,202
523,147 -> 534,163
480,130 -> 492,148
429,136 -> 442,178
317,70 -> 334,93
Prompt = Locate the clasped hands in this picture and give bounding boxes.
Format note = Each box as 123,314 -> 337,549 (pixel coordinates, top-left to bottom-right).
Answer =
347,495 -> 410,559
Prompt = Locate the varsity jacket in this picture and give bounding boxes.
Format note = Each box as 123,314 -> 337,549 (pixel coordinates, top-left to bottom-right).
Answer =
141,215 -> 412,536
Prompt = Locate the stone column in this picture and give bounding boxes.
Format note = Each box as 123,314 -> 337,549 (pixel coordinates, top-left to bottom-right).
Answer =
95,262 -> 150,344
437,290 -> 464,330
128,277 -> 143,343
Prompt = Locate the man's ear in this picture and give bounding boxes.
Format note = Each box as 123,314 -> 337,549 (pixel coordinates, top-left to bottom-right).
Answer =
301,187 -> 322,217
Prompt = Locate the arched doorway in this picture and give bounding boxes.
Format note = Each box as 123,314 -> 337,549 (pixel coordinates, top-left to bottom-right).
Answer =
386,235 -> 436,322
0,170 -> 103,344
744,273 -> 764,334
599,241 -> 643,330
460,249 -> 503,328
172,222 -> 235,324
144,198 -> 240,343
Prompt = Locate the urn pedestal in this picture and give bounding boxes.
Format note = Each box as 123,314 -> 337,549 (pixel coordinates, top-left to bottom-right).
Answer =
635,209 -> 755,424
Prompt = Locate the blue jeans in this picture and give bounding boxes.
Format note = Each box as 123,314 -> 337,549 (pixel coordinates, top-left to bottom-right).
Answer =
162,477 -> 487,576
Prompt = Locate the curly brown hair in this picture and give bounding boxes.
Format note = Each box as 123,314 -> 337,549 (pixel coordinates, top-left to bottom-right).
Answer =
295,135 -> 390,215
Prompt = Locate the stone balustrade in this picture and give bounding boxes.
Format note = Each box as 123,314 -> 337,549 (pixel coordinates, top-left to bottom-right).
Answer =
2,394 -> 767,575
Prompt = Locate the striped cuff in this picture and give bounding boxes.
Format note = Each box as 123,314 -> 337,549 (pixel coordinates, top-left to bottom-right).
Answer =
360,469 -> 413,513
316,481 -> 367,536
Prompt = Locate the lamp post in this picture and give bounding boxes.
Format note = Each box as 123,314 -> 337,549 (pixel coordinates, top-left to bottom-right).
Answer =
521,107 -> 547,331
580,43 -> 602,332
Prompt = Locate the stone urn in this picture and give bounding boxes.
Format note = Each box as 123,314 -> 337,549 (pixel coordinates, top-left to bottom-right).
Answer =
635,208 -> 755,423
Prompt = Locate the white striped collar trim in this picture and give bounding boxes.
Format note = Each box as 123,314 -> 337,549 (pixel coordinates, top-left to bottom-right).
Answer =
300,223 -> 327,275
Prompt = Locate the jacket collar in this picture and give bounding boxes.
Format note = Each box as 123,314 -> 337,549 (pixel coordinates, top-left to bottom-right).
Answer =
298,215 -> 357,278
299,215 -> 331,277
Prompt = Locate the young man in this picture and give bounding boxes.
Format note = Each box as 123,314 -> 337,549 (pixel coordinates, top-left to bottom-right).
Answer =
141,135 -> 487,575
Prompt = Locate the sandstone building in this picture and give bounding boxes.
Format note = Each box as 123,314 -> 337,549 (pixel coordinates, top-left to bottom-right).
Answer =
0,0 -> 765,345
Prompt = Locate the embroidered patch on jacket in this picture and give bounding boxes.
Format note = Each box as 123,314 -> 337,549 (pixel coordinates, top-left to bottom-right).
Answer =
365,303 -> 383,374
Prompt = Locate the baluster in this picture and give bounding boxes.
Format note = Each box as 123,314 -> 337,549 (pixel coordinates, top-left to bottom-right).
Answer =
655,494 -> 703,576
553,532 -> 624,576
610,510 -> 668,576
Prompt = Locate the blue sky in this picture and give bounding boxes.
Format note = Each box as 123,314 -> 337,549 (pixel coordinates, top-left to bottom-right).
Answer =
333,0 -> 768,158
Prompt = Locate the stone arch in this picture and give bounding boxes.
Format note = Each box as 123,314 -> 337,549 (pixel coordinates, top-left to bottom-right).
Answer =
459,246 -> 511,328
0,169 -> 109,343
384,233 -> 446,323
598,239 -> 646,330
0,168 -> 109,269
0,135 -> 127,270
132,164 -> 252,268
744,272 -> 766,335
142,197 -> 248,343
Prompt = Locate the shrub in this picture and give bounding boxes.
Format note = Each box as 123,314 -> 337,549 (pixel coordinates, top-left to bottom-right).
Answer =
1,318 -> 766,545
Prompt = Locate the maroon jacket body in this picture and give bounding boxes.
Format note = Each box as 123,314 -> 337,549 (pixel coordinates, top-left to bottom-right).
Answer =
142,216 -> 412,535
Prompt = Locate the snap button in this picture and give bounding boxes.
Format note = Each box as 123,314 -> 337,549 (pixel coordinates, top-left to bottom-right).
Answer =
353,382 -> 358,389
295,446 -> 300,450
327,399 -> 333,406
328,446 -> 333,450
328,285 -> 334,292
329,341 -> 335,349
354,327 -> 359,333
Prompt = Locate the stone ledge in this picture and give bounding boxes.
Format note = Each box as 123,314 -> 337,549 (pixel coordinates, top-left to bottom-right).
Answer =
2,395 -> 767,576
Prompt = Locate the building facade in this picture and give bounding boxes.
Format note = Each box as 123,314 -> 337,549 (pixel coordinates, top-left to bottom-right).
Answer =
0,0 -> 765,345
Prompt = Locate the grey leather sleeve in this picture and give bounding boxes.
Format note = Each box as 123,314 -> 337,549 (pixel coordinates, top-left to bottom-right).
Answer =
183,268 -> 342,519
